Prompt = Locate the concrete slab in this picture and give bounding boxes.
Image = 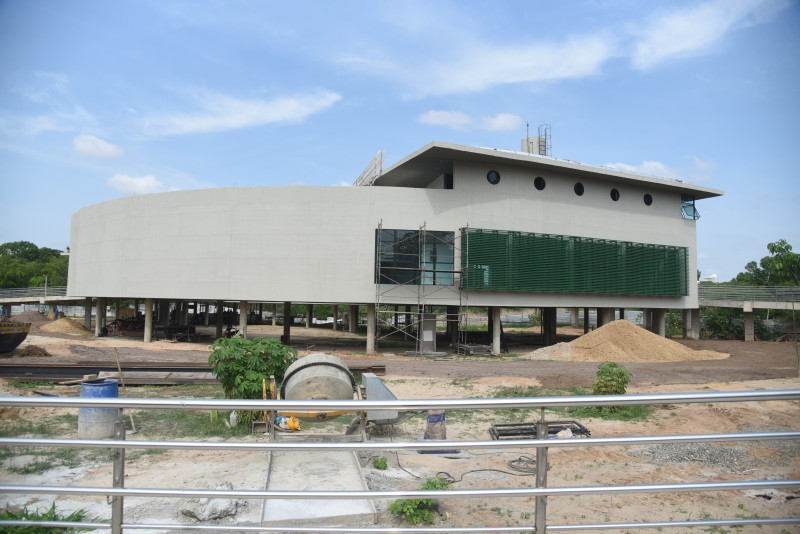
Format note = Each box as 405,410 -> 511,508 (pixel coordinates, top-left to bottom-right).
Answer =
261,450 -> 377,527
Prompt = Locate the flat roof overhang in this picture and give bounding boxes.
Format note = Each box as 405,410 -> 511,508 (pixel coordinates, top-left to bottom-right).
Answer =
373,141 -> 724,200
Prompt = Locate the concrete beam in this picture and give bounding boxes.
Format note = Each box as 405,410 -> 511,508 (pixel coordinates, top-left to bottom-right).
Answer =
366,303 -> 376,354
144,298 -> 153,343
239,300 -> 248,339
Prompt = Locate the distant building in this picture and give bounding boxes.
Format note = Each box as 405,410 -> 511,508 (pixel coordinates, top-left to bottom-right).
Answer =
67,141 -> 722,353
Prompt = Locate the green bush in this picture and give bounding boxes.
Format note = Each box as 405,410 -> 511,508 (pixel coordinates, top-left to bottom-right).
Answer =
592,362 -> 632,413
389,476 -> 451,524
372,456 -> 388,469
700,307 -> 780,340
1,502 -> 90,533
208,336 -> 297,425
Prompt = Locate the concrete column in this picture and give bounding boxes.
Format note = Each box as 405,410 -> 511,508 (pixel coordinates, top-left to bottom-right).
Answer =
405,306 -> 412,338
204,303 -> 210,326
349,305 -> 358,333
366,303 -> 376,354
134,299 -> 139,316
653,308 -> 666,337
95,297 -> 104,337
144,298 -> 153,343
84,297 -> 92,330
487,307 -> 494,337
543,307 -> 557,346
491,306 -> 502,356
333,305 -> 339,331
181,301 -> 189,326
583,307 -> 590,334
619,308 -> 626,322
259,303 -> 263,322
744,304 -> 755,341
2,303 -> 11,317
596,308 -> 606,328
447,305 -> 459,347
570,307 -> 579,327
690,308 -> 700,340
215,300 -> 224,339
643,308 -> 652,331
282,302 -> 291,344
682,309 -> 691,339
115,299 -> 120,320
306,305 -> 312,328
239,300 -> 248,339
160,300 -> 171,326
272,303 -> 278,326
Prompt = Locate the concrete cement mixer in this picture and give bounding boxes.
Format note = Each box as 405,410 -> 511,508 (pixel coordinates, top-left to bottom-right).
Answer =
278,353 -> 357,422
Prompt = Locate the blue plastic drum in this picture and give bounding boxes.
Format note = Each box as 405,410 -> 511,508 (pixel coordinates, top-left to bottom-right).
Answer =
78,379 -> 121,439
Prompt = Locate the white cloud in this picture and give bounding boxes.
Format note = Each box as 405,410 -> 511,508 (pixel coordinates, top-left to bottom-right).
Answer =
107,174 -> 171,195
631,0 -> 788,69
73,134 -> 124,158
481,113 -> 523,132
143,90 -> 342,135
418,110 -> 474,131
604,160 -> 683,181
418,110 -> 523,132
3,107 -> 94,136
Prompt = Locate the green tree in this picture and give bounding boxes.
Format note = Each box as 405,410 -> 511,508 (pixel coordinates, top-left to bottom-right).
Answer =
730,239 -> 799,286
0,241 -> 69,288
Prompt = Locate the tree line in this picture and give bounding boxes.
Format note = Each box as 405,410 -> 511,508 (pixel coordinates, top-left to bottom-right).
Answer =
0,241 -> 69,289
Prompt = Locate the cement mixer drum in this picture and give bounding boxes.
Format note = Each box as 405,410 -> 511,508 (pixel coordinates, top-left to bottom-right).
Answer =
280,353 -> 356,420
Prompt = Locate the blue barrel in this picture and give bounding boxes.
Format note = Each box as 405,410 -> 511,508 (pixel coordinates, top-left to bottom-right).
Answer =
78,379 -> 121,439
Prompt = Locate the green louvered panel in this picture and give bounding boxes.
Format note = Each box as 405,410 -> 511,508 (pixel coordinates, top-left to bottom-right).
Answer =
461,228 -> 688,296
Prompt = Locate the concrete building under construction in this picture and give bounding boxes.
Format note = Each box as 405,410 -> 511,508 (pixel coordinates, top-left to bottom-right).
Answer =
66,140 -> 723,354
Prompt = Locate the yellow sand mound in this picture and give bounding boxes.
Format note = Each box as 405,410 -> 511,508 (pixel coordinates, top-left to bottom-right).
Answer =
524,320 -> 728,362
40,317 -> 91,335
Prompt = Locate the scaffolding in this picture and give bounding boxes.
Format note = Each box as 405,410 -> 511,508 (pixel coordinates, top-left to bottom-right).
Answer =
374,222 -> 468,355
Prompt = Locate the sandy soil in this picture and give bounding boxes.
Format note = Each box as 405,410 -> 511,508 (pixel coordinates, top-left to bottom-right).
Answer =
1,321 -> 799,532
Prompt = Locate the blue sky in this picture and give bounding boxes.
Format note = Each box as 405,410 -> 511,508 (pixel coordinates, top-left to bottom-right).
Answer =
1,0 -> 798,282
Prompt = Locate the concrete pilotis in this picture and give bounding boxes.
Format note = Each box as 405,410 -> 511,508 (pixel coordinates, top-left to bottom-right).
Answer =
619,308 -> 626,321
203,303 -> 209,326
366,303 -> 376,354
744,310 -> 755,341
653,308 -> 666,337
491,306 -> 501,356
682,309 -> 691,339
583,307 -> 590,334
239,300 -> 248,339
215,300 -> 224,339
333,305 -> 338,330
272,304 -> 278,326
134,299 -> 139,317
95,298 -> 104,337
405,306 -> 412,338
283,302 -> 291,344
144,298 -> 153,343
348,305 -> 358,333
160,300 -> 170,326
2,304 -> 12,317
115,299 -> 120,320
305,305 -> 312,328
570,308 -> 579,327
691,309 -> 700,340
643,308 -> 652,331
543,307 -> 557,346
84,297 -> 92,330
447,305 -> 459,346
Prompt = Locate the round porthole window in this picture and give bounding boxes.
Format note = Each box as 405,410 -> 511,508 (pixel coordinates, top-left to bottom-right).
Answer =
610,188 -> 620,201
644,193 -> 653,206
534,176 -> 546,190
574,182 -> 584,196
487,170 -> 501,185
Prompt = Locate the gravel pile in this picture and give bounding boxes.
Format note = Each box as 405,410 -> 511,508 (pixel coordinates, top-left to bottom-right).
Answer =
16,345 -> 50,357
627,442 -> 755,471
522,320 -> 729,362
40,317 -> 91,335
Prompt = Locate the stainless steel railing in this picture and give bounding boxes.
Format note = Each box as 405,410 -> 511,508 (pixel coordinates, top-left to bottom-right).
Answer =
698,284 -> 800,303
1,390 -> 799,533
0,286 -> 68,298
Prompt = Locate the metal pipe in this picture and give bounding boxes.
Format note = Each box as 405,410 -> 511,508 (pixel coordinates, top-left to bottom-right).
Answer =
534,409 -> 548,534
1,517 -> 799,533
1,389 -> 798,411
3,431 -> 797,452
1,479 -> 797,500
111,420 -> 125,534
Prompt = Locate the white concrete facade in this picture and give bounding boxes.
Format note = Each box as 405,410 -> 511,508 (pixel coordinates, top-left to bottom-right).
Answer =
67,141 -> 722,310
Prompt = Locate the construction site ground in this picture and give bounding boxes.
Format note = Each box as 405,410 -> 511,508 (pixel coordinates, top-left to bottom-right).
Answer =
1,317 -> 799,532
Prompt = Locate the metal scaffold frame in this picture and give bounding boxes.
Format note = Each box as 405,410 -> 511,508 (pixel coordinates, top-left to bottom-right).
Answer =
374,222 -> 467,354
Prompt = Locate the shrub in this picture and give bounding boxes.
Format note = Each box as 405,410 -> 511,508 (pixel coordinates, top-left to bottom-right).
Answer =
389,476 -> 451,524
592,362 -> 632,413
372,456 -> 387,469
208,336 -> 297,425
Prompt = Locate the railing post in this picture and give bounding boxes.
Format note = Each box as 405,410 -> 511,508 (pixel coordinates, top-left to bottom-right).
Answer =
535,408 -> 548,533
111,419 -> 125,534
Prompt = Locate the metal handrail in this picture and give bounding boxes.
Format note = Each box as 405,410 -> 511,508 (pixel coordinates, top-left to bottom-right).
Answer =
698,284 -> 800,302
0,391 -> 798,533
0,286 -> 68,298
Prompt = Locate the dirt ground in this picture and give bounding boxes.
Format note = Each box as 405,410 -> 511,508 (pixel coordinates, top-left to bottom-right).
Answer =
1,319 -> 799,532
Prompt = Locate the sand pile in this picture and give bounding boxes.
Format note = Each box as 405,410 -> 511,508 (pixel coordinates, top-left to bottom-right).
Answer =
40,317 -> 91,335
523,320 -> 728,362
10,310 -> 46,323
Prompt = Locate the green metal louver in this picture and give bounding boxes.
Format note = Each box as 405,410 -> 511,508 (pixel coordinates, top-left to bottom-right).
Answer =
461,228 -> 688,296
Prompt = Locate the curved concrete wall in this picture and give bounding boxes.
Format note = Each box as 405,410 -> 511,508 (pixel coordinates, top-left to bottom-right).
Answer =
68,160 -> 698,308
